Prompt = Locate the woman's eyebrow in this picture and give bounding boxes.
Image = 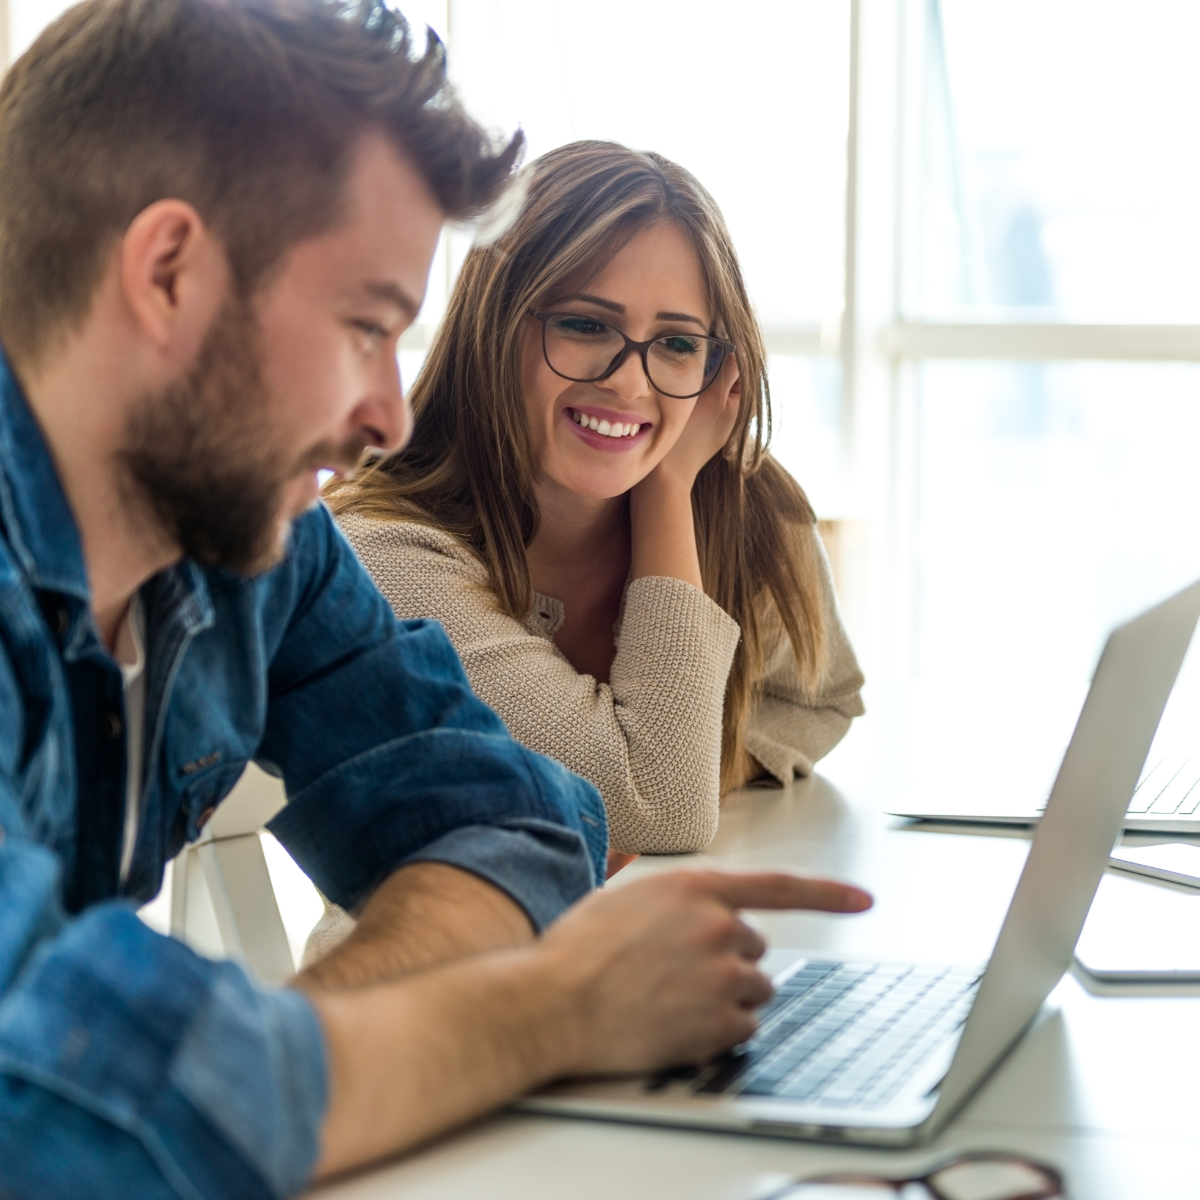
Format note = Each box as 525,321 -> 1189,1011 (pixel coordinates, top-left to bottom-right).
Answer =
656,311 -> 707,327
559,293 -> 707,328
559,292 -> 624,314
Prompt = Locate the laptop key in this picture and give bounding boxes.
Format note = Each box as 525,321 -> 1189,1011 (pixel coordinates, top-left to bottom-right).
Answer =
736,969 -> 980,1106
696,1052 -> 753,1093
1178,775 -> 1200,815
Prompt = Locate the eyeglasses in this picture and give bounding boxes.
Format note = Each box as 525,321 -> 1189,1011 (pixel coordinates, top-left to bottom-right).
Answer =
762,1151 -> 1065,1200
531,311 -> 735,400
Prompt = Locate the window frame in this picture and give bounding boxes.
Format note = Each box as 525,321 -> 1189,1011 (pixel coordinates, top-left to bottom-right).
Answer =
842,0 -> 1200,676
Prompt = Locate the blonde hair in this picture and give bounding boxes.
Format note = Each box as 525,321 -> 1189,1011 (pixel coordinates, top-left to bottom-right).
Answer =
328,140 -> 828,790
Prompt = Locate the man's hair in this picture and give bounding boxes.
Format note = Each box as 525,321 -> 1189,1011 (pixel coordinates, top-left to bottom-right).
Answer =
0,0 -> 522,369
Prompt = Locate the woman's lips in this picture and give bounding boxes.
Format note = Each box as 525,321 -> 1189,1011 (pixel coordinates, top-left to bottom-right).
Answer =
563,406 -> 650,452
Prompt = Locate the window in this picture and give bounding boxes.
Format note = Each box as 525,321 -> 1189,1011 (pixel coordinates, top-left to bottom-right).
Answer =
912,0 -> 1200,323
4,0 -> 76,64
6,0 -> 1198,689
881,1 -> 1200,685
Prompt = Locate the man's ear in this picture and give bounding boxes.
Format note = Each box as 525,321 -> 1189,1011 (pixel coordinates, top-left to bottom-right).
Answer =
119,199 -> 229,362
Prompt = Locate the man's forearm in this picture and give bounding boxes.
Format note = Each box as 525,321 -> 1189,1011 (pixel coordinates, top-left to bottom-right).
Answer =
299,868 -> 873,1182
297,862 -> 535,990
302,944 -> 573,1179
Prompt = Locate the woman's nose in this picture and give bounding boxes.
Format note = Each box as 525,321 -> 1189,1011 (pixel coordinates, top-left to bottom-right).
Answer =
602,349 -> 653,401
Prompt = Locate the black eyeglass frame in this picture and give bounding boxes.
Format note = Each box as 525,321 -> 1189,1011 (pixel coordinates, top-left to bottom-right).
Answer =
530,311 -> 735,400
767,1150 -> 1065,1200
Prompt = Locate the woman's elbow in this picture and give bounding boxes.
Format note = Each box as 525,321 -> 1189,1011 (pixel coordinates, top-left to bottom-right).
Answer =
609,801 -> 720,856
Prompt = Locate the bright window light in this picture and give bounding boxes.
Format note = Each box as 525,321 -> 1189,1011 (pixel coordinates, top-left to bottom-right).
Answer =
915,0 -> 1200,321
447,0 -> 850,328
915,361 -> 1200,682
7,2 -> 76,62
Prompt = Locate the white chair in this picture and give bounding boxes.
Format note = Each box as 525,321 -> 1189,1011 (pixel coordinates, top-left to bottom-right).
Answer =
170,764 -> 297,985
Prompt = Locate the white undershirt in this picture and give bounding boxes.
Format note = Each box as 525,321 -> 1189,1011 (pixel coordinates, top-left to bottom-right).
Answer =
114,595 -> 147,885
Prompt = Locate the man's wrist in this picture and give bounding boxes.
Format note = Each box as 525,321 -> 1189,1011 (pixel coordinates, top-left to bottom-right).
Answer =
306,941 -> 591,1178
509,940 -> 594,1079
297,862 -> 535,991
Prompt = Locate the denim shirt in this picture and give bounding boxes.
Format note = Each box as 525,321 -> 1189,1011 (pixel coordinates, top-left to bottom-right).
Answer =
0,350 -> 607,1199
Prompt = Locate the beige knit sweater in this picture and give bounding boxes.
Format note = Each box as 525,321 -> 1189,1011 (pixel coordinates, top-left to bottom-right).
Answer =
336,511 -> 865,855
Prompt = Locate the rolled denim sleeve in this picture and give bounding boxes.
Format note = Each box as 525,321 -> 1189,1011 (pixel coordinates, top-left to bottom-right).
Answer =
261,508 -> 608,915
0,833 -> 326,1200
403,819 -> 596,931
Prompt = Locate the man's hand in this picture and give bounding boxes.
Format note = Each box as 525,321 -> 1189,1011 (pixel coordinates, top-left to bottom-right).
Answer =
302,868 -> 871,1180
542,869 -> 872,1075
297,862 -> 534,990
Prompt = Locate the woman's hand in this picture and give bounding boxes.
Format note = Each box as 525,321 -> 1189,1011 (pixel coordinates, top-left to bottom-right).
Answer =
649,352 -> 741,491
628,354 -> 739,590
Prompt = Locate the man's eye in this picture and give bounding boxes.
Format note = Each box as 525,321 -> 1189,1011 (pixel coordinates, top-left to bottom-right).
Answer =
352,319 -> 389,340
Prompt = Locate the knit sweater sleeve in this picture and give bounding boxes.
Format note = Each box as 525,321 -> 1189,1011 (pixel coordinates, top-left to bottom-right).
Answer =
335,512 -> 741,854
743,534 -> 865,784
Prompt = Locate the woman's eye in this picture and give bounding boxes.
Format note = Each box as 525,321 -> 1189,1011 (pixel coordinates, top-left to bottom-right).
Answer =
658,335 -> 702,357
553,316 -> 610,338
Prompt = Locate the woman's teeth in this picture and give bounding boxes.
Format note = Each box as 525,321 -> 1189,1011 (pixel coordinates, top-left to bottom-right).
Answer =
570,410 -> 643,438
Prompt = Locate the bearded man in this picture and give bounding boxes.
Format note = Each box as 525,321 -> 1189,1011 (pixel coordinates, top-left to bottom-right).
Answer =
0,2 -> 870,1196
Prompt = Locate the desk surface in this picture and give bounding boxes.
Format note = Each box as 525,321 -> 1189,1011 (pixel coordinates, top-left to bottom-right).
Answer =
308,683 -> 1200,1199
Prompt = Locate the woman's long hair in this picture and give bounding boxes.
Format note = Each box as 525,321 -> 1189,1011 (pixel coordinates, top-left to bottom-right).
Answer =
327,140 -> 828,790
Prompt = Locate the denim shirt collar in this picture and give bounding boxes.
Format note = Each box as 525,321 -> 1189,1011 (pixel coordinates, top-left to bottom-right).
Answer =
0,343 -> 215,649
0,345 -> 91,602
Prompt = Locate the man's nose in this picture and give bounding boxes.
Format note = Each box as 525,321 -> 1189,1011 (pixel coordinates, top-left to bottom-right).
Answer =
357,353 -> 411,453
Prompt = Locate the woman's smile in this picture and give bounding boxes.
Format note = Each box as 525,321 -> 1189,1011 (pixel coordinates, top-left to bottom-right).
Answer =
563,404 -> 651,452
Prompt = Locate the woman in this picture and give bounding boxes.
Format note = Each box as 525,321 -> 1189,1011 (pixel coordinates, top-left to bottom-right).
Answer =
329,140 -> 863,860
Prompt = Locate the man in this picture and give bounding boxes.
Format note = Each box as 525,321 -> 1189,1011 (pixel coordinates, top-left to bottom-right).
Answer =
0,2 -> 871,1196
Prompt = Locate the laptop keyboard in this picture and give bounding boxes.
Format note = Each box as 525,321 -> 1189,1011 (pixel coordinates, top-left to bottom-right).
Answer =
1127,753 -> 1200,816
670,961 -> 981,1110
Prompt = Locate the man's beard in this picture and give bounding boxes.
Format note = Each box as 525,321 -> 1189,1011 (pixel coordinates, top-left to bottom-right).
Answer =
120,297 -> 312,576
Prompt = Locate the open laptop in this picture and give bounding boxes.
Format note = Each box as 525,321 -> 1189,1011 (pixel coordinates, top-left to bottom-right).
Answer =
888,746 -> 1200,833
889,640 -> 1200,835
521,577 -> 1200,1146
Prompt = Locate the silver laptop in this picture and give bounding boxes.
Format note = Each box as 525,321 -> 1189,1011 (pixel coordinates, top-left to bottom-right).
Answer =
888,748 -> 1200,832
521,578 -> 1200,1146
889,682 -> 1200,832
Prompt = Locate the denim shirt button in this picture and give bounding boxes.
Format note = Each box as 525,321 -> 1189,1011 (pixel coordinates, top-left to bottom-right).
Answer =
53,605 -> 70,640
101,712 -> 123,739
195,806 -> 216,831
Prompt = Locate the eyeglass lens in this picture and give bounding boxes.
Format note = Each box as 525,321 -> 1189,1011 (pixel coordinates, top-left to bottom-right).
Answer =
775,1157 -> 1060,1200
541,314 -> 725,397
928,1160 -> 1058,1200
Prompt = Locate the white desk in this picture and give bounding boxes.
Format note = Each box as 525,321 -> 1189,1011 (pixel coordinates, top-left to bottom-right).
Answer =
308,683 -> 1200,1199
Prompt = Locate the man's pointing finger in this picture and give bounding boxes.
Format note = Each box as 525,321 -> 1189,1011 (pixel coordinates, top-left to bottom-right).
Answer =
702,871 -> 874,914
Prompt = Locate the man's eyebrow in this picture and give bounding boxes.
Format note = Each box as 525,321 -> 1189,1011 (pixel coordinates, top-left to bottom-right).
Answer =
363,281 -> 420,321
558,294 -> 708,328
